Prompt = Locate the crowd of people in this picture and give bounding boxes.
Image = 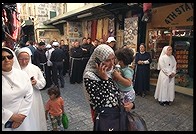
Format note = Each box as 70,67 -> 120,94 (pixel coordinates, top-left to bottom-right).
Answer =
2,36 -> 177,131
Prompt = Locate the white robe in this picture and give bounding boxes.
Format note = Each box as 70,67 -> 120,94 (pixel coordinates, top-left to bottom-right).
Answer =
21,63 -> 47,131
2,68 -> 34,131
154,54 -> 177,102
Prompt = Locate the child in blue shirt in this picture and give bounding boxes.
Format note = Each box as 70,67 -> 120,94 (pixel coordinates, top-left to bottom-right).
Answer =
113,47 -> 135,105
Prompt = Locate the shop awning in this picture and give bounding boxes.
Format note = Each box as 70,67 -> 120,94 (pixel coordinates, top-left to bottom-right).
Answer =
43,3 -> 143,26
43,3 -> 105,25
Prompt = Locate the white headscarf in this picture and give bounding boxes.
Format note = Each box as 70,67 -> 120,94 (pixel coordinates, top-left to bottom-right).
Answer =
2,47 -> 21,70
83,44 -> 115,81
15,47 -> 32,64
157,46 -> 170,70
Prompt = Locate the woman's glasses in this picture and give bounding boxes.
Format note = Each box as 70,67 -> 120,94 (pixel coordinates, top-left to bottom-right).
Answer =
2,55 -> 14,61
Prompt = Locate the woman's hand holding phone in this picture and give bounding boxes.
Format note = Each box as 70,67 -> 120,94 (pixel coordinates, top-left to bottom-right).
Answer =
30,76 -> 37,85
95,57 -> 108,80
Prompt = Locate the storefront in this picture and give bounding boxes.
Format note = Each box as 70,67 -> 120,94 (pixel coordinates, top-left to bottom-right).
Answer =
43,3 -> 144,49
145,3 -> 193,96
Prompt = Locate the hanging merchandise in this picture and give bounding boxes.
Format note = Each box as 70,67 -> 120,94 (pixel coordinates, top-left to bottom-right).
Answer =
102,18 -> 109,41
173,40 -> 190,87
83,21 -> 88,38
96,19 -> 103,40
91,20 -> 98,41
87,21 -> 92,38
108,18 -> 115,37
2,3 -> 20,49
124,17 -> 138,53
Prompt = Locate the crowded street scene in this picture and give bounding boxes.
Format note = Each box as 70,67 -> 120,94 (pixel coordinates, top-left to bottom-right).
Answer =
2,3 -> 193,131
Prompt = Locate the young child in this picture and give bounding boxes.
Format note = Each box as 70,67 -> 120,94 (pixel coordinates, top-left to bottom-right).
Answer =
45,86 -> 64,131
112,47 -> 135,106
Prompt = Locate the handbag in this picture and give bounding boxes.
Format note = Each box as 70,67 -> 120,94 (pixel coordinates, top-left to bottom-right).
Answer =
127,111 -> 148,131
62,113 -> 69,129
93,106 -> 128,131
92,72 -> 128,131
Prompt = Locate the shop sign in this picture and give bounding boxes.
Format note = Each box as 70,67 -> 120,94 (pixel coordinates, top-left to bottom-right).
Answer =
151,3 -> 193,27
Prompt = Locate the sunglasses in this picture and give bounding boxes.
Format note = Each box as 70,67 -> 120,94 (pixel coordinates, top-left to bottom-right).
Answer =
2,55 -> 14,61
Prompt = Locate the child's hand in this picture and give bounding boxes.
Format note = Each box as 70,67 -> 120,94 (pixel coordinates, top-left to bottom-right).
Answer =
112,70 -> 121,80
124,102 -> 134,112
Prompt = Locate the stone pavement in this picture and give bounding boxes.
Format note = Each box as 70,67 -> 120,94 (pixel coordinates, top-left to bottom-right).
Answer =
41,75 -> 193,131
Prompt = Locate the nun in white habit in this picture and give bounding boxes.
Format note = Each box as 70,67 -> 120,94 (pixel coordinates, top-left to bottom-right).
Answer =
15,47 -> 47,131
2,47 -> 34,131
154,46 -> 177,106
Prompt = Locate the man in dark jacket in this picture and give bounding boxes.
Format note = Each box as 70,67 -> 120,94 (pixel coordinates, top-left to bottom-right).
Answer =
34,41 -> 52,89
50,41 -> 66,88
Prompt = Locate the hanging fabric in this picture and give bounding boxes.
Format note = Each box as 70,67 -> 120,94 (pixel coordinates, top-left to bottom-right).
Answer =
87,21 -> 92,38
82,21 -> 88,38
91,20 -> 97,41
102,18 -> 109,42
96,19 -> 103,40
108,18 -> 115,37
12,11 -> 20,41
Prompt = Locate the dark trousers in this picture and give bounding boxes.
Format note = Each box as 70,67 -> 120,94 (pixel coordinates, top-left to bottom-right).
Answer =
52,62 -> 65,87
40,64 -> 52,88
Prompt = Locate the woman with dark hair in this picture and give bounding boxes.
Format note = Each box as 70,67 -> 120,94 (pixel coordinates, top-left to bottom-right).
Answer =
134,43 -> 152,97
2,47 -> 35,131
113,47 -> 135,105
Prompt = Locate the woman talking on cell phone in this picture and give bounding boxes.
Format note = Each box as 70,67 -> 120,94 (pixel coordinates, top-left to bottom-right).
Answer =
83,44 -> 134,131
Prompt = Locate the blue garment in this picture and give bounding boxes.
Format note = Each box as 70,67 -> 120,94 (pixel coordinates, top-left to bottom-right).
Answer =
115,66 -> 135,103
134,51 -> 152,94
116,66 -> 134,92
27,45 -> 36,64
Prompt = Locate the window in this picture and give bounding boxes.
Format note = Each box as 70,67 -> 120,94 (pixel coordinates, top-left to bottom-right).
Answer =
48,11 -> 56,19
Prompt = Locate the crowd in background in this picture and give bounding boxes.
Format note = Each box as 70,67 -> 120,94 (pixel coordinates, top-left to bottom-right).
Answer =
2,35 -> 176,131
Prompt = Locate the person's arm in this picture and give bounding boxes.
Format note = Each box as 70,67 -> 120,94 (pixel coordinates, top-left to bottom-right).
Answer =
159,56 -> 171,76
84,77 -> 119,109
2,107 -> 14,125
33,66 -> 46,89
113,70 -> 132,87
45,100 -> 50,120
134,53 -> 139,65
124,101 -> 135,112
10,74 -> 34,128
50,51 -> 54,62
142,52 -> 152,64
33,51 -> 41,68
84,78 -> 103,108
61,97 -> 65,114
170,56 -> 177,78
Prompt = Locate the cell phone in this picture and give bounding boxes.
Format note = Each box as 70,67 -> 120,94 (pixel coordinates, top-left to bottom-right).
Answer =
30,76 -> 34,80
95,57 -> 101,66
5,121 -> 13,128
